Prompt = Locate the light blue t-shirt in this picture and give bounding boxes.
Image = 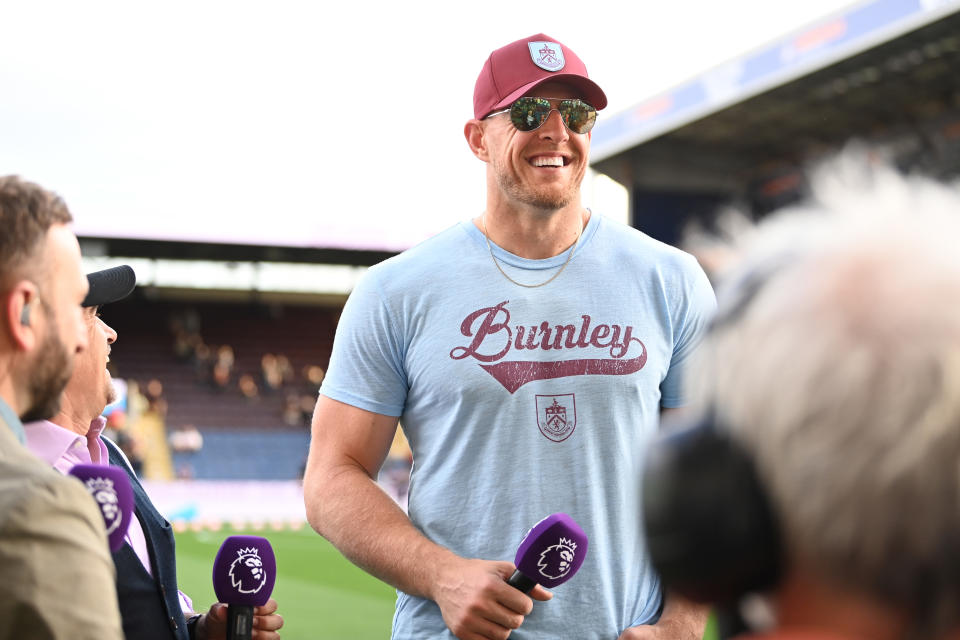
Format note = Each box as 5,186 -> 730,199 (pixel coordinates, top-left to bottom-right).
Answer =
321,213 -> 716,639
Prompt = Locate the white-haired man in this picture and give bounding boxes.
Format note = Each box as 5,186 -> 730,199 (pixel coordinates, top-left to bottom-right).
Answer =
684,160 -> 960,639
0,175 -> 123,639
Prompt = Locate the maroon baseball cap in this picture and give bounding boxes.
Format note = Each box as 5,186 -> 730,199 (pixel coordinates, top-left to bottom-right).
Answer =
473,34 -> 608,120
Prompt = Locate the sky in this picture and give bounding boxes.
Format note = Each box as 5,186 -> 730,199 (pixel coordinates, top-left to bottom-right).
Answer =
0,0 -> 858,253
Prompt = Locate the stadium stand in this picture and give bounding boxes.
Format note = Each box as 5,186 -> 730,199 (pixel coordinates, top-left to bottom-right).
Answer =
100,296 -> 337,480
591,0 -> 960,245
104,297 -> 336,430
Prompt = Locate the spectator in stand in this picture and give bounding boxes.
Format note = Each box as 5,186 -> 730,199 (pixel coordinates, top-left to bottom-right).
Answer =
282,392 -> 304,427
169,308 -> 203,364
238,374 -> 260,402
260,353 -> 283,393
172,329 -> 202,363
302,364 -> 325,393
144,377 -> 168,417
169,423 -> 204,454
211,362 -> 230,391
210,346 -> 233,392
24,265 -> 283,640
298,394 -> 316,427
215,344 -> 234,371
192,342 -> 213,385
0,175 -> 123,639
275,354 -> 294,387
101,410 -> 143,475
170,423 -> 204,480
114,428 -> 144,476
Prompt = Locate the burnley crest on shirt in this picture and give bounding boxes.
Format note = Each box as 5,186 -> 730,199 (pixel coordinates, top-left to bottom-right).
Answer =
536,394 -> 576,442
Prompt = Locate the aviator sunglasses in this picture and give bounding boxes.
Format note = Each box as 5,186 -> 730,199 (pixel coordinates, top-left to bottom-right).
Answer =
486,97 -> 597,134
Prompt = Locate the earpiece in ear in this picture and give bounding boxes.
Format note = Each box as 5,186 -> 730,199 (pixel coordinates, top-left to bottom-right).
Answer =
19,300 -> 31,326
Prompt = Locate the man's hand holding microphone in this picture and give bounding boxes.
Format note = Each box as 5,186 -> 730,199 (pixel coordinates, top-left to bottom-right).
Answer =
434,513 -> 588,640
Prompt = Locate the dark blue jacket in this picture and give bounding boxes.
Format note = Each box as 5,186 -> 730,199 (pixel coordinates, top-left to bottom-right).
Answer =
105,437 -> 189,640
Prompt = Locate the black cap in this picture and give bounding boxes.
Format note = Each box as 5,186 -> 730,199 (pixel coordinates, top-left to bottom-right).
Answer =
83,265 -> 136,307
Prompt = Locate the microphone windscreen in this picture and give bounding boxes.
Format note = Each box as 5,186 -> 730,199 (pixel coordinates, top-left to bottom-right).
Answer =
212,535 -> 276,606
513,513 -> 588,588
68,463 -> 134,552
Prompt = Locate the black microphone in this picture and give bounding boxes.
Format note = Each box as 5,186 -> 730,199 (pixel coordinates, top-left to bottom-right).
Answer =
212,535 -> 276,640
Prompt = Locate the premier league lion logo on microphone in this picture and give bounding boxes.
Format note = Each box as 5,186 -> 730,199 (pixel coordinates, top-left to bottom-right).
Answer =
84,476 -> 122,536
537,537 -> 578,580
229,547 -> 268,594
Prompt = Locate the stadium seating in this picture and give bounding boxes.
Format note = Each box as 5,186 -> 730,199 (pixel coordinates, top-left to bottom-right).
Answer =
104,298 -> 336,429
102,298 -> 337,480
170,428 -> 310,480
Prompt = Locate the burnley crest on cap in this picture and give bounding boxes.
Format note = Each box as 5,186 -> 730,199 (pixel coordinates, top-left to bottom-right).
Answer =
472,33 -> 607,119
528,41 -> 565,72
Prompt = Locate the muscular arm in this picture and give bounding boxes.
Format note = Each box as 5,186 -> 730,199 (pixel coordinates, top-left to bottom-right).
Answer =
303,395 -> 449,595
302,395 -> 549,640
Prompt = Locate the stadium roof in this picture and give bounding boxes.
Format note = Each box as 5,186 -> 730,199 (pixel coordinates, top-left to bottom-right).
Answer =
591,0 -> 960,193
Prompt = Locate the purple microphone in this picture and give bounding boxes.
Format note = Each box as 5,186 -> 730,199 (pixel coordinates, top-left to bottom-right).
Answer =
213,535 -> 276,640
507,513 -> 588,593
68,464 -> 134,552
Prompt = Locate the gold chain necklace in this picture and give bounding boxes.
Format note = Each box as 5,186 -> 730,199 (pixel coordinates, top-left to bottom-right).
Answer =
481,211 -> 585,288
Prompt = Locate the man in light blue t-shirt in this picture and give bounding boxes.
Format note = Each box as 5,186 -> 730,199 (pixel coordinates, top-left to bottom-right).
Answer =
303,34 -> 715,640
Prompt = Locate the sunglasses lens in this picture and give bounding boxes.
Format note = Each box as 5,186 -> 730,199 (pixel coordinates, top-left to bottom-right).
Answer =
507,97 -> 597,134
510,98 -> 553,132
560,100 -> 597,134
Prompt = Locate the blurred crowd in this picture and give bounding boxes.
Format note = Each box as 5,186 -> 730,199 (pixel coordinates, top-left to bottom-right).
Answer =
168,308 -> 327,429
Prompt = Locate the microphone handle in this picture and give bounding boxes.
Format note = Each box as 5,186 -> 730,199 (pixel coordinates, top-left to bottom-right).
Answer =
506,569 -> 538,593
226,604 -> 254,640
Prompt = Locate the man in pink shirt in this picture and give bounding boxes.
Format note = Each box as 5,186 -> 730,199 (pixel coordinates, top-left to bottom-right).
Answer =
25,265 -> 283,640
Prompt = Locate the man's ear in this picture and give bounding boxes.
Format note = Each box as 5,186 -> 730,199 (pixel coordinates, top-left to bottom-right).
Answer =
4,282 -> 38,351
464,119 -> 490,162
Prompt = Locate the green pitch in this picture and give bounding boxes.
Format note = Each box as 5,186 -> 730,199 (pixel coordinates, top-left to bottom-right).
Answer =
174,526 -> 397,640
175,526 -> 719,640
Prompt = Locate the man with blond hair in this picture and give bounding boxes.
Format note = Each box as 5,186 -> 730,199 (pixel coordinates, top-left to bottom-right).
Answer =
304,34 -> 714,640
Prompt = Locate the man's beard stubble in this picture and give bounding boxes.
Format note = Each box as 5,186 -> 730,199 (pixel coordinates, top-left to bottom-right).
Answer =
104,376 -> 118,407
494,161 -> 578,212
20,321 -> 73,423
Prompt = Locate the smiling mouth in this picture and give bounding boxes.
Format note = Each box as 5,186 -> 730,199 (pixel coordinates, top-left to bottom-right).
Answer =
531,156 -> 566,167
